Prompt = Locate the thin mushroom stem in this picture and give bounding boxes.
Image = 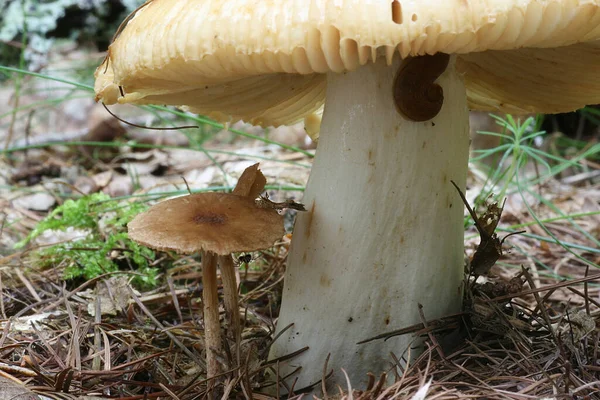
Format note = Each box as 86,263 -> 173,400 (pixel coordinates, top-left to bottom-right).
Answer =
219,254 -> 241,366
202,250 -> 221,378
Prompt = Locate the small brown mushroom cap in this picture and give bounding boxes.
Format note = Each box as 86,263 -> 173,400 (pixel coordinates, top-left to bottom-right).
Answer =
128,193 -> 284,255
232,163 -> 267,199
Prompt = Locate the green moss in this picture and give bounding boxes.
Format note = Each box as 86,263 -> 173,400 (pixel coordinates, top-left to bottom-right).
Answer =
17,193 -> 158,288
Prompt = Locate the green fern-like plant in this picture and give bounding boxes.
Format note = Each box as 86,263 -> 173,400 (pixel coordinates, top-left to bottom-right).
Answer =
16,193 -> 157,287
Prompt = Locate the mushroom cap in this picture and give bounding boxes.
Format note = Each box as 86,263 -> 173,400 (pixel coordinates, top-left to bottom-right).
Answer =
95,0 -> 600,126
232,163 -> 267,199
128,193 -> 284,255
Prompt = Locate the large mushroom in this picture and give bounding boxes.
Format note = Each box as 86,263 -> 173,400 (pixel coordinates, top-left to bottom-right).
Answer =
95,0 -> 600,391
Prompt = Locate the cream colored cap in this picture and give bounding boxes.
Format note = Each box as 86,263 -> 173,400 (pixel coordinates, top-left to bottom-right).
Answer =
128,193 -> 284,255
95,0 -> 600,126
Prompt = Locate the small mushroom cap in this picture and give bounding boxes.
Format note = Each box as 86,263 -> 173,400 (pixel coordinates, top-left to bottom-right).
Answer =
128,193 -> 284,255
232,163 -> 267,199
95,0 -> 600,126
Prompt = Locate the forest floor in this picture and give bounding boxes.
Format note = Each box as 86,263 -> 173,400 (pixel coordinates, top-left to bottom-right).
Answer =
1,46 -> 600,399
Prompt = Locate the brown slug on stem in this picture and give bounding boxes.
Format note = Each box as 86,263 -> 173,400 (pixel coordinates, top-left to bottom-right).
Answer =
393,53 -> 450,122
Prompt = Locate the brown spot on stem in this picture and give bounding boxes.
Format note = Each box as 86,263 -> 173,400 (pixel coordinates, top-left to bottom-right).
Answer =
305,201 -> 316,239
320,274 -> 332,287
393,53 -> 450,122
368,149 -> 376,167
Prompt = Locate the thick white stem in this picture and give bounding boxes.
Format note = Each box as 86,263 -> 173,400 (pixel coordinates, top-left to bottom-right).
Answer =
269,55 -> 469,391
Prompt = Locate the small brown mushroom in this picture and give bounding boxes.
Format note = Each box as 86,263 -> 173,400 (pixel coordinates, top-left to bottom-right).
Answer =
128,174 -> 283,377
